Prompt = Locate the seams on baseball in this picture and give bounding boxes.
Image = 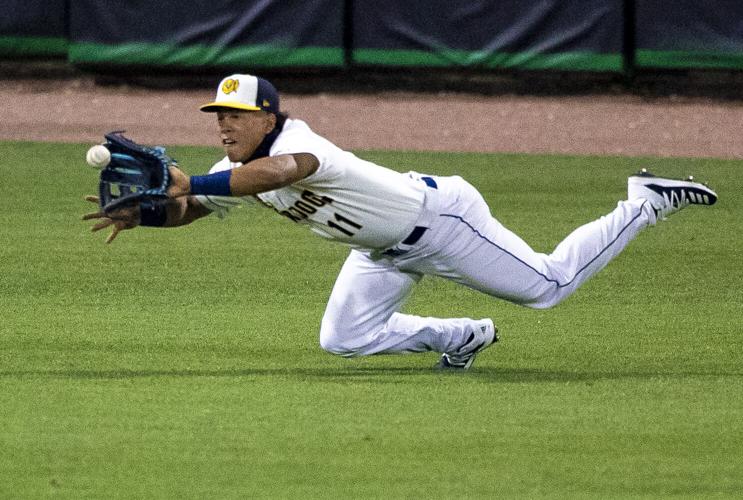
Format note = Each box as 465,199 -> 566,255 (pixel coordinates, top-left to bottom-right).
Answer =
86,145 -> 111,169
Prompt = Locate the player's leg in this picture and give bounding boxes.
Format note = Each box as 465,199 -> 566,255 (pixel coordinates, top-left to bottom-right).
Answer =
319,249 -> 494,357
425,176 -> 656,309
444,170 -> 717,308
437,170 -> 717,308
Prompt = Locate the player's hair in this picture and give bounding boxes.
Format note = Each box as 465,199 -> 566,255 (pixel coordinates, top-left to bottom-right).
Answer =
274,111 -> 289,132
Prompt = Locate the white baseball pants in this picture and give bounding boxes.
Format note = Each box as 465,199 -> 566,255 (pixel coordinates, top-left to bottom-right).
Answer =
320,174 -> 655,357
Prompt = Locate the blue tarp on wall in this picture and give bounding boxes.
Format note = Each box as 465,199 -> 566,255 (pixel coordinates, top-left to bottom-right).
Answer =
67,0 -> 345,67
4,0 -> 743,71
636,0 -> 743,69
0,0 -> 68,56
352,0 -> 625,71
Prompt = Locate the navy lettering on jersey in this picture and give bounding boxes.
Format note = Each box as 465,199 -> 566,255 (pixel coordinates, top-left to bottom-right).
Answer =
277,189 -> 333,222
273,189 -> 363,237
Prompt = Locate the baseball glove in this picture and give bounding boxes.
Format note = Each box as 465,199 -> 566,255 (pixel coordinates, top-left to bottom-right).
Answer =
98,131 -> 174,213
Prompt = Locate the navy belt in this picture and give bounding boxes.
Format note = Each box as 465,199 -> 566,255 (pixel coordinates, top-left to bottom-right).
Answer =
382,176 -> 437,256
400,225 -> 428,245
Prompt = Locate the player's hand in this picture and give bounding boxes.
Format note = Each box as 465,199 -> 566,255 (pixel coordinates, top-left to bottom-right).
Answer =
167,165 -> 191,198
82,195 -> 140,244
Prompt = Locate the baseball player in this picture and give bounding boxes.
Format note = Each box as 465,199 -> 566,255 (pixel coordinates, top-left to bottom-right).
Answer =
84,74 -> 718,370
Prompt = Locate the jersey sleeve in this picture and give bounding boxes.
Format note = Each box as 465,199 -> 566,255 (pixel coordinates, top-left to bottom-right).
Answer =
193,157 -> 245,218
269,120 -> 340,184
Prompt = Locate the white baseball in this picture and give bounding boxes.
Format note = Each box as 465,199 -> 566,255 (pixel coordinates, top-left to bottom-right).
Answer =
86,145 -> 111,169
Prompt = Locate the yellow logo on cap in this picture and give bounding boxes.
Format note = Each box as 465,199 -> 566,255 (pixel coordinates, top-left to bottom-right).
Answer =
262,99 -> 270,107
221,79 -> 239,95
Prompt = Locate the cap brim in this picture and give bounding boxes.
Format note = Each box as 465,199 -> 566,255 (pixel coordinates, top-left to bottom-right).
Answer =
199,101 -> 263,112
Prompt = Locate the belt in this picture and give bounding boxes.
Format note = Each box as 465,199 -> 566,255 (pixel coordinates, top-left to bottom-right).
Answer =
382,176 -> 437,256
421,176 -> 438,189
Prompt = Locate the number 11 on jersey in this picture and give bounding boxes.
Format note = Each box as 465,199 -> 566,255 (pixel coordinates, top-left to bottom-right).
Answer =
327,213 -> 362,236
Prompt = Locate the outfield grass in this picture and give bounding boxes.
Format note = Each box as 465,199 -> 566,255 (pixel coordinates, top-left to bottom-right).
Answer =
0,141 -> 741,498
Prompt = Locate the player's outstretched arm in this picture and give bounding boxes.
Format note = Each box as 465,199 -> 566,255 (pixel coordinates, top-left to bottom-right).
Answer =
167,153 -> 319,198
230,153 -> 319,196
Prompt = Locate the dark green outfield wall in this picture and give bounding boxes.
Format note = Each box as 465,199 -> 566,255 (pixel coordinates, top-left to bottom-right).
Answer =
0,0 -> 68,57
636,1 -> 743,70
2,1 -> 742,73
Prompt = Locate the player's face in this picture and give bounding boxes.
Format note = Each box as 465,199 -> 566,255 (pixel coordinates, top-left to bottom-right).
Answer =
215,109 -> 276,162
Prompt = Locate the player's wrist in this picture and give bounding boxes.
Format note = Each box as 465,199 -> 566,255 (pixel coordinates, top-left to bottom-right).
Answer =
189,170 -> 233,196
138,198 -> 168,227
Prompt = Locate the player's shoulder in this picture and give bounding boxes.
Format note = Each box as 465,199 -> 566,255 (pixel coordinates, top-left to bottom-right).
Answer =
277,118 -> 314,139
271,118 -> 339,159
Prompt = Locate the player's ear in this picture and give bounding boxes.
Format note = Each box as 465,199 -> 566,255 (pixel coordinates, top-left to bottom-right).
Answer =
263,112 -> 277,134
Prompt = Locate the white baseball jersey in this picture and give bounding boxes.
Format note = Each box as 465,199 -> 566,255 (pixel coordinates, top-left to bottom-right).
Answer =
196,119 -> 427,250
195,116 -> 656,361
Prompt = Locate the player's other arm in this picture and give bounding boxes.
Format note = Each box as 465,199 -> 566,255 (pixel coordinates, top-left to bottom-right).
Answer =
168,153 -> 320,198
163,196 -> 213,226
82,195 -> 211,243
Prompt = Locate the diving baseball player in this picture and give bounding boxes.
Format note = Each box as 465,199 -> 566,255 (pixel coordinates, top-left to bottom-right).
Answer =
84,74 -> 718,370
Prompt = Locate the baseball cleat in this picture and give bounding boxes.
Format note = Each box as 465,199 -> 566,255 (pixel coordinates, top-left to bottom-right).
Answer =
436,319 -> 498,370
628,168 -> 717,220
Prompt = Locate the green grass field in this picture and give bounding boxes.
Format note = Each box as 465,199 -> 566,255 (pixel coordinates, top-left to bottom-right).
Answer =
1,141 -> 741,498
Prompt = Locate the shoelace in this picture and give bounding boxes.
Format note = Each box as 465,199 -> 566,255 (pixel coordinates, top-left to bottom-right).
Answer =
657,189 -> 690,219
446,340 -> 488,366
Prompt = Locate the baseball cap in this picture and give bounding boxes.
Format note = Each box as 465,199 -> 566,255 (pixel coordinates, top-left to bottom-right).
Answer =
199,74 -> 279,114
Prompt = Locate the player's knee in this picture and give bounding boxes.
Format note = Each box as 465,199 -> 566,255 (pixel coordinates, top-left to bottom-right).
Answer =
523,300 -> 557,310
318,331 -> 347,356
518,291 -> 565,309
319,322 -> 360,357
